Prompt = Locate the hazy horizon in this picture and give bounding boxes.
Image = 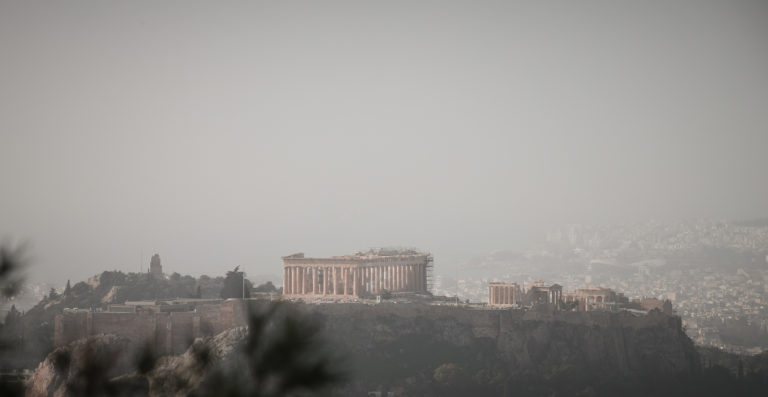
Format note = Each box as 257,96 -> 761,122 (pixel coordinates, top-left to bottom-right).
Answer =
2,1 -> 767,284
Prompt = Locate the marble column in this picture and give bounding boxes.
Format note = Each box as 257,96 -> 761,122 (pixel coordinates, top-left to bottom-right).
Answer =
391,266 -> 395,290
331,266 -> 337,295
399,265 -> 403,290
405,265 -> 410,290
283,268 -> 289,294
291,267 -> 295,295
488,286 -> 492,304
309,267 -> 314,294
402,265 -> 406,290
383,266 -> 388,290
394,266 -> 399,290
385,266 -> 390,290
395,265 -> 402,291
343,268 -> 348,296
491,286 -> 496,304
410,265 -> 414,290
401,265 -> 406,290
299,267 -> 304,294
311,267 -> 316,294
390,266 -> 395,290
286,267 -> 291,295
294,267 -> 299,295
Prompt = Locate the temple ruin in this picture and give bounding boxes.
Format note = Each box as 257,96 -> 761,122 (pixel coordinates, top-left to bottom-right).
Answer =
488,281 -> 563,308
528,281 -> 563,307
564,287 -> 627,311
488,282 -> 521,306
282,249 -> 433,297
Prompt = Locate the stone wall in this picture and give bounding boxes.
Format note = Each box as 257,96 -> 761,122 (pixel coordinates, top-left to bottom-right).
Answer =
54,301 -> 245,355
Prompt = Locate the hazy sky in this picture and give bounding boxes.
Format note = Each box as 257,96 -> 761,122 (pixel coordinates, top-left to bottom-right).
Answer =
2,1 -> 767,284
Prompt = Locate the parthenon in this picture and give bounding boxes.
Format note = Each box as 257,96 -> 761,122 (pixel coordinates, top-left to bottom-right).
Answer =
282,249 -> 432,297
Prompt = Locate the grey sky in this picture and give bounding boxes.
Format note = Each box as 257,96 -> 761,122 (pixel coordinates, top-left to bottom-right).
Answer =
1,1 -> 767,284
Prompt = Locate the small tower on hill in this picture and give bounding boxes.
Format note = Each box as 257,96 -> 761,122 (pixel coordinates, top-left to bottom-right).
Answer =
149,253 -> 163,277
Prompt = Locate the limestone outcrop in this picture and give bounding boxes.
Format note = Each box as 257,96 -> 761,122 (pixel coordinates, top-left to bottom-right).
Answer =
26,334 -> 141,397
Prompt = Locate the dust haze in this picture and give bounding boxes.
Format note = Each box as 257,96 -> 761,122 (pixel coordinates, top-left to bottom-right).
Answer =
1,0 -> 767,284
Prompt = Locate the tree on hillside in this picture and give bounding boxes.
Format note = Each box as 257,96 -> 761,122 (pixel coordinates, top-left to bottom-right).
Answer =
0,244 -> 26,300
220,266 -> 253,299
1,245 -> 28,396
191,301 -> 344,396
64,279 -> 71,295
253,281 -> 277,293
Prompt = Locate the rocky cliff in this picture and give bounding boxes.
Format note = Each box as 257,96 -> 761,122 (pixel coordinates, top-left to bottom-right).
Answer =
27,302 -> 700,396
312,302 -> 699,394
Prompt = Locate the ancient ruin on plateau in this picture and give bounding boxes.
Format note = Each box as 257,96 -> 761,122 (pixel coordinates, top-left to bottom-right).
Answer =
52,248 -> 674,355
36,247 -> 698,397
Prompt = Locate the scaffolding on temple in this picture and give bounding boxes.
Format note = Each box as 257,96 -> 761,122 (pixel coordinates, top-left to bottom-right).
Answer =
425,254 -> 434,293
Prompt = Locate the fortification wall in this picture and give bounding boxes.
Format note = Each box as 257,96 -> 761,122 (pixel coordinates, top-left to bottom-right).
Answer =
54,302 -> 245,355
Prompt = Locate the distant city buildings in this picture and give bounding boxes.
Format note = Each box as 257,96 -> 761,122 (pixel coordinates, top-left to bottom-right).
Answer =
436,219 -> 768,352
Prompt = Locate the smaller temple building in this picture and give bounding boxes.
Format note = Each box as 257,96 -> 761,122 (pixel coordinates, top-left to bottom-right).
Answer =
527,281 -> 563,307
488,282 -> 521,306
564,287 -> 627,311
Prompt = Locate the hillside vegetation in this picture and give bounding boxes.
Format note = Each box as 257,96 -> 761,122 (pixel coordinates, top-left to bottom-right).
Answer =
1,271 -> 226,370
